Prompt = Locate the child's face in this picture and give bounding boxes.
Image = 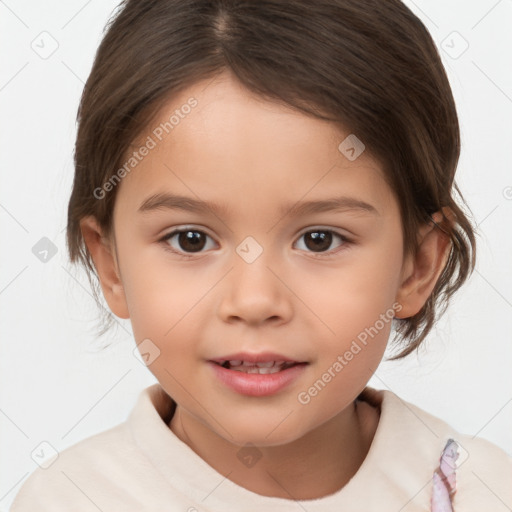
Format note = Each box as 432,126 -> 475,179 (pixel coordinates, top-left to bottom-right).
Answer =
105,72 -> 411,445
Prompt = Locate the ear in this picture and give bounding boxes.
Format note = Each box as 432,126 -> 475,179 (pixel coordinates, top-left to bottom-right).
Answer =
395,209 -> 453,319
80,216 -> 130,319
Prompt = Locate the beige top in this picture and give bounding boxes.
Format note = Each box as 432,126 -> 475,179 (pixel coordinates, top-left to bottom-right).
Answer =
10,384 -> 512,511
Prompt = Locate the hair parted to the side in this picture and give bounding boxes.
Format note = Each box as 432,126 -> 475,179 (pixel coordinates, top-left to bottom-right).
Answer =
67,0 -> 476,359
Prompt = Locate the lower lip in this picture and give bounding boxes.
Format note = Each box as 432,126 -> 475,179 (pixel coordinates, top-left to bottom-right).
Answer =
208,362 -> 308,397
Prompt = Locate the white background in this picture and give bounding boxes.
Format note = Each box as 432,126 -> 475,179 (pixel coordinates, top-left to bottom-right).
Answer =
1,0 -> 511,509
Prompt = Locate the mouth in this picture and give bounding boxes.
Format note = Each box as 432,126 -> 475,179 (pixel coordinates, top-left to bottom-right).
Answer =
208,355 -> 309,396
212,359 -> 303,374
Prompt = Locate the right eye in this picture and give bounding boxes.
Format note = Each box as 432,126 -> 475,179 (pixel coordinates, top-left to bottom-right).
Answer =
159,228 -> 217,255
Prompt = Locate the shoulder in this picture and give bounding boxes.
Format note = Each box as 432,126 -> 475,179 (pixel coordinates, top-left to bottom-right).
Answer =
9,422 -> 154,511
448,432 -> 512,510
363,387 -> 512,510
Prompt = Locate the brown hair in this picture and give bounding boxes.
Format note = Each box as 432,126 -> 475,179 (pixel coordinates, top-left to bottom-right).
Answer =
67,0 -> 476,358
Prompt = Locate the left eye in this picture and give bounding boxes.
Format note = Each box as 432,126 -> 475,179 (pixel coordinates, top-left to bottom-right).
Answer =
294,230 -> 349,254
161,229 -> 216,254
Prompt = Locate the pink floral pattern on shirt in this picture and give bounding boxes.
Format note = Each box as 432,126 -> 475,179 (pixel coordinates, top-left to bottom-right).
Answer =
431,439 -> 459,511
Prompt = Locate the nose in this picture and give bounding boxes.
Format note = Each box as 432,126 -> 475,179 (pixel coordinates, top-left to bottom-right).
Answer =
217,252 -> 293,327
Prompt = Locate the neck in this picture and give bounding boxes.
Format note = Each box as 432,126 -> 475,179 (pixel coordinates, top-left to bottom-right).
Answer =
169,398 -> 379,500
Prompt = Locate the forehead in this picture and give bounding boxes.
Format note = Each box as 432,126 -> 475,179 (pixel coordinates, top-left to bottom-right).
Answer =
115,72 -> 395,219
132,72 -> 344,164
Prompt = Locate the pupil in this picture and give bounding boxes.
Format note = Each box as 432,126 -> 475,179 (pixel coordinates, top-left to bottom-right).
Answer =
179,231 -> 205,252
305,231 -> 331,252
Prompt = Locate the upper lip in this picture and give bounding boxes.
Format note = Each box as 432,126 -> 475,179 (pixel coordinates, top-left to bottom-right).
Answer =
209,352 -> 305,364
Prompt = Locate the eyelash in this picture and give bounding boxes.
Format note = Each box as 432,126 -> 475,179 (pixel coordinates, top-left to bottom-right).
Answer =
158,226 -> 353,259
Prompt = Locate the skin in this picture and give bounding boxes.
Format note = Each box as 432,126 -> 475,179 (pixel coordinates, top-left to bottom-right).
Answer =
81,70 -> 451,500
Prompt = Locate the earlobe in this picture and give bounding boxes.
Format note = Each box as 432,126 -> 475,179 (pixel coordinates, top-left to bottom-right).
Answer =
80,216 -> 130,319
395,211 -> 452,319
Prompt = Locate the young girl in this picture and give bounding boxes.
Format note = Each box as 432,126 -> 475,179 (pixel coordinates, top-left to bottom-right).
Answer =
10,0 -> 511,510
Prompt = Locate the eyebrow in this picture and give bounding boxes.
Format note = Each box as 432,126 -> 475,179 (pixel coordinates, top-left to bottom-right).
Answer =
137,192 -> 379,217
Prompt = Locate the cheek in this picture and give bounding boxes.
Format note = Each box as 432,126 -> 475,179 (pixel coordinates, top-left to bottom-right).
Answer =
290,239 -> 402,389
118,244 -> 203,341
295,246 -> 402,341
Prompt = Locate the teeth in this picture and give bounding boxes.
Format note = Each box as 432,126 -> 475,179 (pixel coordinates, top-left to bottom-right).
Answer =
224,360 -> 289,367
220,359 -> 298,373
230,365 -> 283,374
240,360 -> 277,367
